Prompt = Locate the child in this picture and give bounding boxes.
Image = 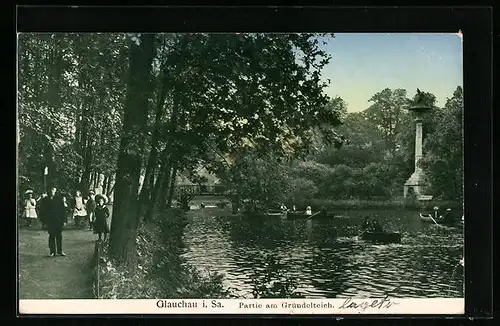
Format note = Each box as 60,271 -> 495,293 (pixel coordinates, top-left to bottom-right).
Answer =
94,194 -> 110,242
23,190 -> 38,227
73,190 -> 87,228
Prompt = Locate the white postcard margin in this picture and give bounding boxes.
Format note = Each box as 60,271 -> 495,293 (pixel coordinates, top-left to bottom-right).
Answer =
19,298 -> 464,315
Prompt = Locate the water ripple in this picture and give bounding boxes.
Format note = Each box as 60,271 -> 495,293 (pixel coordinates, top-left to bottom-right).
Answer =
181,209 -> 464,298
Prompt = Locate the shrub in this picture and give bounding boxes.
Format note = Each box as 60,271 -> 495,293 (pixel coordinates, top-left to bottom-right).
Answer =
97,208 -> 234,299
311,198 -> 410,210
308,198 -> 462,211
97,223 -> 163,299
287,177 -> 318,206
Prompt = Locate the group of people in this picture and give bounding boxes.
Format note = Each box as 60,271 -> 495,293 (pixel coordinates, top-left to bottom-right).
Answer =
431,206 -> 456,224
279,204 -> 312,215
21,186 -> 111,257
361,217 -> 384,233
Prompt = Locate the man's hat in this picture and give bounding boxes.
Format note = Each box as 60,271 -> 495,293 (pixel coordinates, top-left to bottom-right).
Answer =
89,189 -> 96,195
24,189 -> 33,195
95,194 -> 108,204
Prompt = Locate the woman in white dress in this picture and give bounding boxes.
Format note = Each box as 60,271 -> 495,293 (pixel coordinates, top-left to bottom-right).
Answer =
73,190 -> 87,228
23,189 -> 38,227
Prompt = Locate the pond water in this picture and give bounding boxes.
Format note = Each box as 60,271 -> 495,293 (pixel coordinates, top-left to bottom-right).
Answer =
181,207 -> 464,298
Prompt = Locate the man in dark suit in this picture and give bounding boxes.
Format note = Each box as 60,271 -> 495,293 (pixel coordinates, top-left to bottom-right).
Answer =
44,186 -> 67,257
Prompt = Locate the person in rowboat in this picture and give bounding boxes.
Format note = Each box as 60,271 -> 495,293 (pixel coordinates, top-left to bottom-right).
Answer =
361,217 -> 372,231
441,208 -> 453,224
280,204 -> 287,212
370,219 -> 383,232
432,206 -> 440,220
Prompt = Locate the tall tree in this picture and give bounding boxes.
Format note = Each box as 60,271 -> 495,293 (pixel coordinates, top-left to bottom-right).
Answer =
139,33 -> 344,213
365,88 -> 409,154
18,33 -> 127,195
223,150 -> 293,212
108,34 -> 156,270
419,86 -> 463,200
314,111 -> 386,168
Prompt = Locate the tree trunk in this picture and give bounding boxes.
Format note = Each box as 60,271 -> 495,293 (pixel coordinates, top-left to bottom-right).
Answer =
85,142 -> 93,188
138,72 -> 168,211
144,160 -> 169,222
106,175 -> 114,197
102,175 -> 109,195
74,111 -> 82,152
80,135 -> 91,191
94,172 -> 99,189
89,171 -> 95,190
108,34 -> 156,271
42,36 -> 63,190
98,173 -> 104,190
166,163 -> 178,208
47,35 -> 62,112
159,165 -> 174,210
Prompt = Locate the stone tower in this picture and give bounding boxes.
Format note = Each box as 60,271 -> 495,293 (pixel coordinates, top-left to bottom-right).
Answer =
404,89 -> 432,198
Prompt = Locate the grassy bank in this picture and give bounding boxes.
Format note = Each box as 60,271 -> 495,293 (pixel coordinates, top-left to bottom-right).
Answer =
307,198 -> 463,211
95,208 -> 232,299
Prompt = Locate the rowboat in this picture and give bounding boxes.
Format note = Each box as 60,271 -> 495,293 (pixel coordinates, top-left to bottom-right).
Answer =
360,231 -> 401,244
285,211 -> 306,219
244,210 -> 288,218
286,211 -> 323,219
419,213 -> 461,227
264,211 -> 287,218
419,213 -> 439,223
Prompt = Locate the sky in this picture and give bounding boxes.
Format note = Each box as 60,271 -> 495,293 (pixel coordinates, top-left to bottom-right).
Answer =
317,33 -> 463,112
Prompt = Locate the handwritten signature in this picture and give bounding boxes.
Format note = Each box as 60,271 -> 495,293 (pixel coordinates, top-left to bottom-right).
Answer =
339,296 -> 399,310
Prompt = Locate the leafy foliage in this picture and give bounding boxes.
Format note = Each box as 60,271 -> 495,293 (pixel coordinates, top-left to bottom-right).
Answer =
98,209 -> 233,299
223,150 -> 294,211
18,33 -> 126,193
419,86 -> 463,200
152,33 -> 344,175
364,88 -> 409,154
306,87 -> 462,201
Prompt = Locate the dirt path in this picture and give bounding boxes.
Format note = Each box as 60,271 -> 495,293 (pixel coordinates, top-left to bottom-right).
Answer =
19,205 -> 113,299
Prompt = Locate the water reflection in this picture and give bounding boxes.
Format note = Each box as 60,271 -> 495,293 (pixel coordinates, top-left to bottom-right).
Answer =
182,209 -> 464,298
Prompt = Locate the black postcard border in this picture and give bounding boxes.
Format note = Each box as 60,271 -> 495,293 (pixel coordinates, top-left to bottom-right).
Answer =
12,5 -> 494,321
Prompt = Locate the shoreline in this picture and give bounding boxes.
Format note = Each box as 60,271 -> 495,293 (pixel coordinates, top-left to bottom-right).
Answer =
300,198 -> 463,211
187,197 -> 463,212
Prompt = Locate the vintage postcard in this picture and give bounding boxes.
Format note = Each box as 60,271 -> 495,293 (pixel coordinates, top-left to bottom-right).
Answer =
17,32 -> 464,315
